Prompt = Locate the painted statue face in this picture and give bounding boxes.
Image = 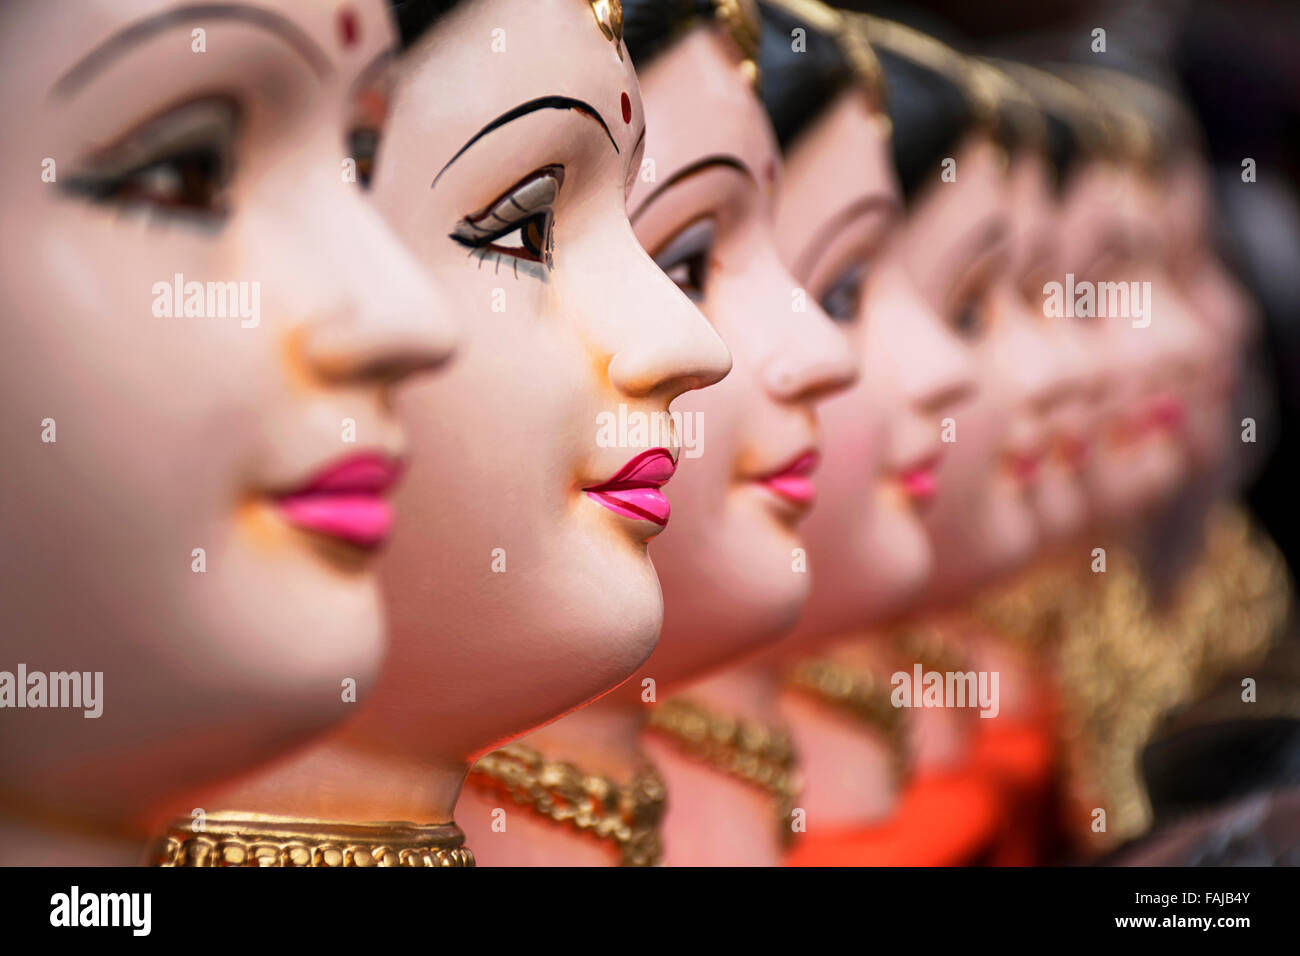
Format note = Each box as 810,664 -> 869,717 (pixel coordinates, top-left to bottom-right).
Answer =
1163,158 -> 1254,476
359,0 -> 732,759
0,0 -> 456,824
614,26 -> 858,691
912,135 -> 1058,600
1010,152 -> 1099,547
774,89 -> 974,640
1059,159 -> 1199,527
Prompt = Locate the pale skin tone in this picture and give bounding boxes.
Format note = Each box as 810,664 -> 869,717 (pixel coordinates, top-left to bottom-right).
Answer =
204,0 -> 731,828
1058,158 -> 1203,530
1162,156 -> 1257,483
756,92 -> 985,829
459,24 -> 859,866
0,0 -> 457,863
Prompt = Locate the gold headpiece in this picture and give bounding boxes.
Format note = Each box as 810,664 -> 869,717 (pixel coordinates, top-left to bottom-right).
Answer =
762,0 -> 886,107
1055,66 -> 1161,172
587,0 -> 624,58
996,61 -> 1115,159
858,14 -> 997,130
712,0 -> 762,86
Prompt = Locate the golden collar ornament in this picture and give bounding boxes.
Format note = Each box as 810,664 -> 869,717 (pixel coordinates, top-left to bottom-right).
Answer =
151,814 -> 474,867
785,655 -> 909,782
646,696 -> 802,846
1058,504 -> 1291,845
468,742 -> 666,867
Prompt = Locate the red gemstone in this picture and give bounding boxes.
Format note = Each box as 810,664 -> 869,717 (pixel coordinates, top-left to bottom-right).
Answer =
621,92 -> 632,125
338,7 -> 359,48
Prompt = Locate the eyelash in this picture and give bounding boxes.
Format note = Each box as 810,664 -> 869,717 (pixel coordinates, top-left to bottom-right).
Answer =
951,288 -> 991,338
63,98 -> 239,226
348,126 -> 380,190
450,165 -> 563,280
652,218 -> 716,304
819,263 -> 868,324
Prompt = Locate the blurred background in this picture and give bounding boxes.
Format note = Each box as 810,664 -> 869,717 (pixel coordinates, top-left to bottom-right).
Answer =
836,0 -> 1300,579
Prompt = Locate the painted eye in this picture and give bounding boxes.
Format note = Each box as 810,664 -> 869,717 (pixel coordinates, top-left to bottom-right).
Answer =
489,215 -> 548,260
64,98 -> 237,222
653,218 -> 716,303
820,263 -> 868,323
451,165 -> 563,278
953,297 -> 987,337
348,127 -> 379,189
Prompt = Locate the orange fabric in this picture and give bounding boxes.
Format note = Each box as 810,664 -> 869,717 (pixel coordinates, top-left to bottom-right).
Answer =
975,719 -> 1057,865
784,767 -> 1002,866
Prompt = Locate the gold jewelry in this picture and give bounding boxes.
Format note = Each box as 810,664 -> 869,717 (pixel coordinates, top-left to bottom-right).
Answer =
1058,504 -> 1292,846
974,560 -> 1077,652
711,0 -> 762,86
997,61 -> 1114,160
587,0 -> 624,58
858,14 -> 998,130
763,1 -> 885,107
151,813 -> 473,867
468,742 -> 665,867
893,620 -> 973,676
785,656 -> 909,782
646,696 -> 802,846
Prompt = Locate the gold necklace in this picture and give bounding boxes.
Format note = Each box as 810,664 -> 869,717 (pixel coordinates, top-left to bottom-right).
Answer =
1058,504 -> 1292,846
784,655 -> 909,783
645,696 -> 803,846
468,742 -> 666,867
151,814 -> 473,867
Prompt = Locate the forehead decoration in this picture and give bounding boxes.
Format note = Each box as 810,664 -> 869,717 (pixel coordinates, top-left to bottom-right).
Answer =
588,0 -> 625,58
713,0 -> 762,86
766,0 -> 885,108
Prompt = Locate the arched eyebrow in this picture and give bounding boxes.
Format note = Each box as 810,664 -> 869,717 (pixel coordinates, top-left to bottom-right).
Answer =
629,155 -> 753,223
432,95 -> 619,189
793,194 -> 900,279
50,3 -> 331,100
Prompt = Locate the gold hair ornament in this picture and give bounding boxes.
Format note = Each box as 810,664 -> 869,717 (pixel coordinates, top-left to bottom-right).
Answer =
762,1 -> 886,108
712,0 -> 762,86
588,0 -> 624,58
858,14 -> 997,131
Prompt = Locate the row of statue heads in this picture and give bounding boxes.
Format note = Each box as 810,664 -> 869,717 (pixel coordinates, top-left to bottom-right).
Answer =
0,0 -> 1271,866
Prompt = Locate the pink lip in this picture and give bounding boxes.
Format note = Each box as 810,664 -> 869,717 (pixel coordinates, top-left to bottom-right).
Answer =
274,453 -> 404,549
1005,450 -> 1042,488
1056,433 -> 1090,471
1146,394 -> 1186,434
755,450 -> 820,507
583,448 -> 676,527
896,455 -> 941,506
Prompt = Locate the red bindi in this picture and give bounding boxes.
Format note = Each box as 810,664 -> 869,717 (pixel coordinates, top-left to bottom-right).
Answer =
337,6 -> 359,48
621,92 -> 632,125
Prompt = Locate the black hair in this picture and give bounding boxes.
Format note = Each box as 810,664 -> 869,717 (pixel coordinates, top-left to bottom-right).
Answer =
755,2 -> 857,153
388,0 -> 465,50
621,0 -> 715,68
1040,107 -> 1080,192
875,45 -> 975,203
